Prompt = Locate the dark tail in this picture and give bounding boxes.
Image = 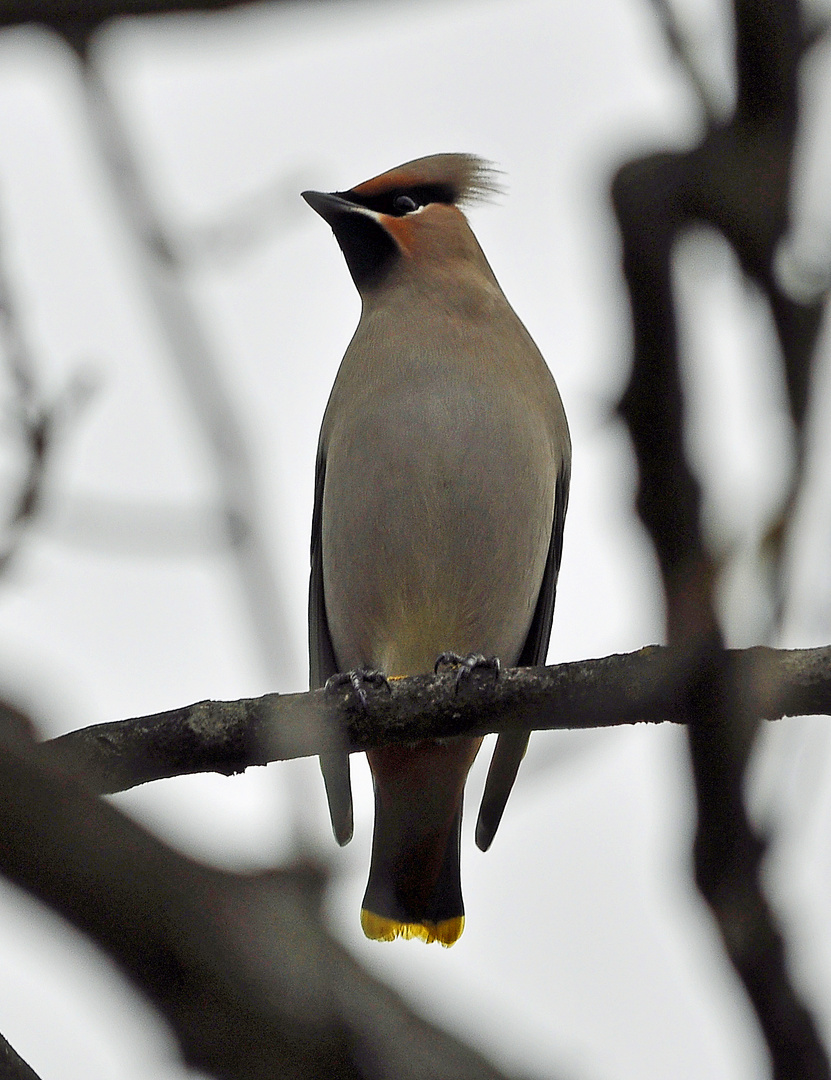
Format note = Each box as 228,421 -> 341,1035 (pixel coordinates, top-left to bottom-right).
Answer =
360,739 -> 480,946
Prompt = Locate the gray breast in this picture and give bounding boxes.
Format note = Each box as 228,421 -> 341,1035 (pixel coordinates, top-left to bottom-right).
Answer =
321,363 -> 560,677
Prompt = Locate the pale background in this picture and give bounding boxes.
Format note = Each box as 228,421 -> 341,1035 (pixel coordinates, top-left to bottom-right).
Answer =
0,0 -> 829,1076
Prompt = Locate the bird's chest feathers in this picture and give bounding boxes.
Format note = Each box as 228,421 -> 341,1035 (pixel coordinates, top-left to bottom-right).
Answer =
320,327 -> 558,672
328,371 -> 530,508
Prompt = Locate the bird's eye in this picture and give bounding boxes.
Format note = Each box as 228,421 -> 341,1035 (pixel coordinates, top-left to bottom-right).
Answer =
393,194 -> 419,214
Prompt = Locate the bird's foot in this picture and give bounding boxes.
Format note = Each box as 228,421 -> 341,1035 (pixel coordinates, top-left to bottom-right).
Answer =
325,668 -> 391,709
434,652 -> 501,693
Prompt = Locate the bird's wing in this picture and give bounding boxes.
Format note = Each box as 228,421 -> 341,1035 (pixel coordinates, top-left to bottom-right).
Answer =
309,450 -> 353,845
475,459 -> 571,851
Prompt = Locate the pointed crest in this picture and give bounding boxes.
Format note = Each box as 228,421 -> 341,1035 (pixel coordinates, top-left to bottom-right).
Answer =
350,153 -> 503,207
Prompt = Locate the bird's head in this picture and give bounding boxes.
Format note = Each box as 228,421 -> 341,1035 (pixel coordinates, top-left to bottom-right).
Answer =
302,154 -> 501,296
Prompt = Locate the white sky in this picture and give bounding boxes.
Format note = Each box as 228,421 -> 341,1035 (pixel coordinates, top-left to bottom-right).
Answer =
0,0 -> 829,1077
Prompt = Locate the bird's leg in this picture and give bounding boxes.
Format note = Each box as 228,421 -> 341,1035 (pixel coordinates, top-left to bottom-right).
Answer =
325,668 -> 392,709
434,652 -> 501,693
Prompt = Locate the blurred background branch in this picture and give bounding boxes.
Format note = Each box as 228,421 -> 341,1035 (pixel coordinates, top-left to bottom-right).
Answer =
613,0 -> 830,1074
0,1030 -> 42,1080
0,0 -> 258,49
0,709 -> 535,1080
78,56 -> 298,688
0,213 -> 95,573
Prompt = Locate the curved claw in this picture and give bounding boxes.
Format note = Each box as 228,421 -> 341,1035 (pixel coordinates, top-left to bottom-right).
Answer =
325,668 -> 391,709
434,652 -> 501,693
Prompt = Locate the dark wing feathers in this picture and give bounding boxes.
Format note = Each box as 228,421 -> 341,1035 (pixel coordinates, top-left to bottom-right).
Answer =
309,450 -> 353,845
475,460 -> 571,851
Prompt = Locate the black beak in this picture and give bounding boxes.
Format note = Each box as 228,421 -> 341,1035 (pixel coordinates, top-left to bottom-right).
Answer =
302,188 -> 397,291
301,190 -> 359,226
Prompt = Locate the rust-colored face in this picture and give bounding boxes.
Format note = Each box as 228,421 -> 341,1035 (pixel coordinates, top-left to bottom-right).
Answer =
303,153 -> 498,291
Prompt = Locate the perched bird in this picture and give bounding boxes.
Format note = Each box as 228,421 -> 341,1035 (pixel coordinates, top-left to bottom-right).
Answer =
303,154 -> 570,946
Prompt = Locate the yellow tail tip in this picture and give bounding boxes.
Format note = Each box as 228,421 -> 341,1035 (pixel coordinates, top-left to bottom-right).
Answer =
360,909 -> 464,947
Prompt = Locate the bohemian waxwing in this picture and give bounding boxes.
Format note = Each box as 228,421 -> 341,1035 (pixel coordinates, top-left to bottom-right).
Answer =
303,153 -> 570,946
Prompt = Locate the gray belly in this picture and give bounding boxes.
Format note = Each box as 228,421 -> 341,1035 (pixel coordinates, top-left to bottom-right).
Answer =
321,384 -> 557,677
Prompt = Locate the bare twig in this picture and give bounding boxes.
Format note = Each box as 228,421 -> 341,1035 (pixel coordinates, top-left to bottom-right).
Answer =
36,643 -> 831,795
0,214 -> 95,572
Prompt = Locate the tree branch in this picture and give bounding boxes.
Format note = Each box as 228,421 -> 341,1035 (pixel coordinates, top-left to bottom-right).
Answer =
0,1031 -> 43,1080
0,0 -> 262,48
0,722 -> 529,1080
612,0 -> 830,1074
35,643 -> 831,795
